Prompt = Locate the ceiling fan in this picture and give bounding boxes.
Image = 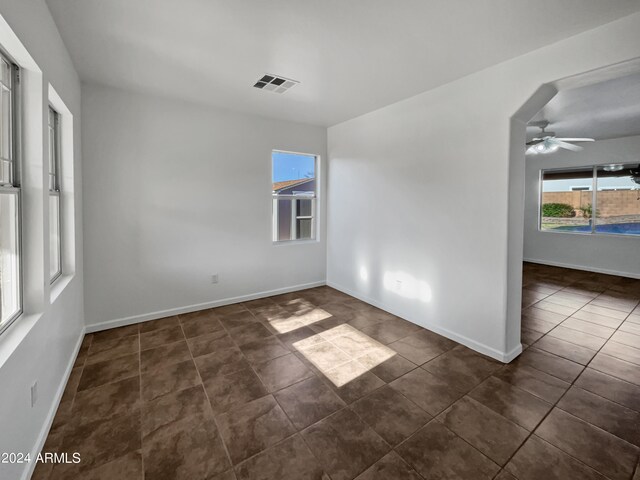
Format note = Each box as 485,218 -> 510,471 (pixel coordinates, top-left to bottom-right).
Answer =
526,121 -> 594,154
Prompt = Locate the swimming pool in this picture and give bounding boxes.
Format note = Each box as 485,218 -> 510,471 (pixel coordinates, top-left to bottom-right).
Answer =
549,222 -> 640,235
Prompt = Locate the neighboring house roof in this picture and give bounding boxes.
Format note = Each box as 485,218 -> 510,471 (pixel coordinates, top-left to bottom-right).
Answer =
272,177 -> 314,192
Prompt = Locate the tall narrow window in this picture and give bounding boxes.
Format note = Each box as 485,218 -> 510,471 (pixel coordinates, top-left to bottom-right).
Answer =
0,53 -> 20,334
48,107 -> 62,282
272,151 -> 317,242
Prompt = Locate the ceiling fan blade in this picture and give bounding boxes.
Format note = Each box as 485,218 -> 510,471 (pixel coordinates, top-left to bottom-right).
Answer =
555,140 -> 583,152
526,139 -> 544,146
555,138 -> 594,142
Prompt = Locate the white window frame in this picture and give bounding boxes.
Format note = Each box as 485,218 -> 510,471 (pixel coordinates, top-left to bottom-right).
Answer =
271,150 -> 318,243
0,49 -> 22,336
293,196 -> 315,240
48,105 -> 62,283
539,165 -> 640,237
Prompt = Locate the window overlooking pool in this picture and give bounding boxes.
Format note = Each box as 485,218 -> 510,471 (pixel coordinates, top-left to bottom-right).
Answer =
540,164 -> 640,236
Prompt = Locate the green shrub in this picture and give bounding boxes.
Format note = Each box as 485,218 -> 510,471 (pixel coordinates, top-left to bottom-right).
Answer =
542,203 -> 575,218
580,203 -> 599,218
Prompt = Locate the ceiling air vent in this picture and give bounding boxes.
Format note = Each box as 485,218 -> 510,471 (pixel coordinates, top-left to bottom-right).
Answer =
253,74 -> 299,94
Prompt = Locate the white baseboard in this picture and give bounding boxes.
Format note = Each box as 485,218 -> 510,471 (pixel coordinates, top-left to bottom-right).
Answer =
86,281 -> 326,333
22,327 -> 86,480
501,343 -> 524,363
524,258 -> 640,280
327,280 -> 522,363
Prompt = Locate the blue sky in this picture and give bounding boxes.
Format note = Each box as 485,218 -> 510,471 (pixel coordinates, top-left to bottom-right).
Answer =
272,151 -> 315,182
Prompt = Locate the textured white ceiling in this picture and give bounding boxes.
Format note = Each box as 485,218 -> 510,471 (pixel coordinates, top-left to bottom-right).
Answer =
46,0 -> 640,126
529,72 -> 640,141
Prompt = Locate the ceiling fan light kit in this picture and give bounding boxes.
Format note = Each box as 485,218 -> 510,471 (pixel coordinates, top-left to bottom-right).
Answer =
603,164 -> 624,172
526,121 -> 594,154
531,140 -> 559,154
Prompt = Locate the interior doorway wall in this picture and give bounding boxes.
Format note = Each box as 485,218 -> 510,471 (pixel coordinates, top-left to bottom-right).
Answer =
506,58 -> 640,359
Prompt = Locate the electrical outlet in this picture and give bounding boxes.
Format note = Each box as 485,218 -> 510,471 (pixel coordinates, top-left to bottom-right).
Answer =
211,274 -> 219,284
31,381 -> 38,408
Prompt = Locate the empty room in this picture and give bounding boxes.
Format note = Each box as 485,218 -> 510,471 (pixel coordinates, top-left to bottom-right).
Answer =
1,1 -> 640,479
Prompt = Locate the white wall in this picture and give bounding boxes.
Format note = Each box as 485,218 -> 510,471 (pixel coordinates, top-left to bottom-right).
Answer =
524,135 -> 640,278
82,84 -> 327,329
327,13 -> 640,361
0,1 -> 83,480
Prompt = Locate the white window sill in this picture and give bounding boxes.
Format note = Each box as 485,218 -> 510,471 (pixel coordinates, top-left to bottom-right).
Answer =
539,229 -> 640,239
0,312 -> 42,369
50,273 -> 74,304
272,239 -> 320,246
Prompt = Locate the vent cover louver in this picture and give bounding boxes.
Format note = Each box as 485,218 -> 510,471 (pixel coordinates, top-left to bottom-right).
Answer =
253,74 -> 299,94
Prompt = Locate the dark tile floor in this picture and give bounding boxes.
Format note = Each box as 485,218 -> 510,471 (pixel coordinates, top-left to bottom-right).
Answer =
32,264 -> 640,479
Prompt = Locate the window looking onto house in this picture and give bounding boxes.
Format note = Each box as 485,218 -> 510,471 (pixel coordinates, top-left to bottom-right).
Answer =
49,106 -> 62,282
540,164 -> 640,236
272,151 -> 317,242
0,53 -> 21,334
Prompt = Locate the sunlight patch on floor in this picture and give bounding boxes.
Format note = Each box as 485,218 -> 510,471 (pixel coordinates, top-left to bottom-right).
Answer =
258,299 -> 335,334
292,324 -> 396,387
267,306 -> 333,333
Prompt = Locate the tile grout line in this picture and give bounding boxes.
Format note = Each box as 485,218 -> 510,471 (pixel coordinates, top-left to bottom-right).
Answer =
529,338 -> 640,412
526,288 -> 636,368
289,302 -> 512,478
374,354 -> 511,476
393,416 -> 500,478
228,295 -> 343,475
235,295 -> 405,478
41,278 -> 640,480
295,308 -> 457,477
42,333 -> 91,480
74,334 -> 146,394
137,325 -> 145,480
195,301 -> 336,472
180,314 -> 236,476
498,275 -> 640,478
242,299 -> 351,479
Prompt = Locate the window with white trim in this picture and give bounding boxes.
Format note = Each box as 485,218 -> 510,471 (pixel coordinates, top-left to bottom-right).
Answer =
48,106 -> 62,282
540,165 -> 640,236
0,52 -> 21,334
272,151 -> 317,242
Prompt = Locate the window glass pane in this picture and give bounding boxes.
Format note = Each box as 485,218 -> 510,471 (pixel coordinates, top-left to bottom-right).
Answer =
0,59 -> 9,87
1,85 -> 11,161
595,164 -> 640,236
48,107 -> 62,281
50,194 -> 61,280
296,218 -> 312,240
296,198 -> 312,217
540,168 -> 593,232
272,151 -> 315,186
275,198 -> 292,241
0,192 -> 20,329
272,151 -> 316,242
1,159 -> 10,185
49,124 -> 55,180
49,107 -> 59,192
0,85 -> 4,163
